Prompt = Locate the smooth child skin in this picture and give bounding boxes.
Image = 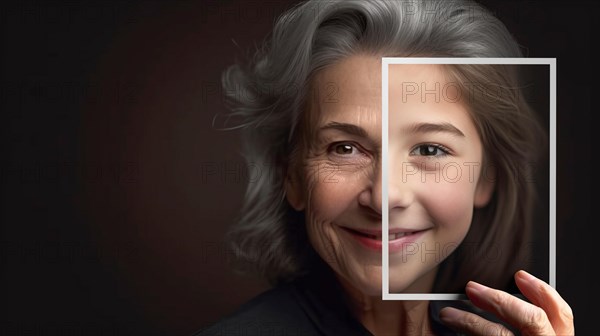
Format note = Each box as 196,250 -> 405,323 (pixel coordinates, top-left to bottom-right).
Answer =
285,55 -> 574,335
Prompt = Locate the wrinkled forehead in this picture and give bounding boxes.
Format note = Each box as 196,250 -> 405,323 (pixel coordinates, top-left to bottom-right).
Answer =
305,55 -> 382,132
303,57 -> 468,134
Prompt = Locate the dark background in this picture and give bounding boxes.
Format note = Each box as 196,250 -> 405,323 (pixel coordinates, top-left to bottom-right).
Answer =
1,1 -> 592,335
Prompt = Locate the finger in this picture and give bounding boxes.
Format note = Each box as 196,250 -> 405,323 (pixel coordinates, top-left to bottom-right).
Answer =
439,307 -> 514,336
465,281 -> 556,335
515,270 -> 575,335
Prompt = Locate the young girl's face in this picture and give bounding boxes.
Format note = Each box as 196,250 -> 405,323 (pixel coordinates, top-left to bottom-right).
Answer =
286,55 -> 494,295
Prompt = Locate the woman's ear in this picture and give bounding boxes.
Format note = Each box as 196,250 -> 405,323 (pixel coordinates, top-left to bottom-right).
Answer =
285,169 -> 305,211
474,163 -> 496,208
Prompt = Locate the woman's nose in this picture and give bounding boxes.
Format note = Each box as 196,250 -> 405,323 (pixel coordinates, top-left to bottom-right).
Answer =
358,160 -> 414,214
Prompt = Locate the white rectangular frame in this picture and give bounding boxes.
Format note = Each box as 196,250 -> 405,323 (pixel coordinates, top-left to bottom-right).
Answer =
381,57 -> 556,300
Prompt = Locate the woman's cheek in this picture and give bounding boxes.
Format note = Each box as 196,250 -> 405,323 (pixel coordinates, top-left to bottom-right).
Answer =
306,165 -> 366,218
304,166 -> 368,265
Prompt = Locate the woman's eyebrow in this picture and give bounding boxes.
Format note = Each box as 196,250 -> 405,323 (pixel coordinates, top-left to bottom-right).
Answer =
319,122 -> 369,138
406,122 -> 465,137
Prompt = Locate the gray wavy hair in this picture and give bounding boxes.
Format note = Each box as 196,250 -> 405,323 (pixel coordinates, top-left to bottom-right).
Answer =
219,0 -> 545,291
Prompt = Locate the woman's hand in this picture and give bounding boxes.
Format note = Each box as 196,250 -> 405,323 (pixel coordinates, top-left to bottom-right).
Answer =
439,270 -> 574,335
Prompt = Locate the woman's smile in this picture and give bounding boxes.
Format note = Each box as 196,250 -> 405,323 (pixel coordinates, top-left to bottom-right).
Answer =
340,226 -> 432,253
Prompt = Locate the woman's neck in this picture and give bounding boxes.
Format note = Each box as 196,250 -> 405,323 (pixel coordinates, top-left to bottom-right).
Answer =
336,270 -> 438,336
351,298 -> 434,336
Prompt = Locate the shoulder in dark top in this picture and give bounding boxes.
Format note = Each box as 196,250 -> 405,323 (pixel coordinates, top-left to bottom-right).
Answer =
193,282 -> 320,336
193,259 -> 373,336
192,260 -> 512,336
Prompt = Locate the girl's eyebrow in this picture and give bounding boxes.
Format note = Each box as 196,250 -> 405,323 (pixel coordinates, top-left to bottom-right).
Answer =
318,121 -> 464,138
319,121 -> 369,138
406,122 -> 465,137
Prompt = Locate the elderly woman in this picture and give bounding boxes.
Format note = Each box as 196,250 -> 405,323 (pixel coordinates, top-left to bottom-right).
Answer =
197,0 -> 574,335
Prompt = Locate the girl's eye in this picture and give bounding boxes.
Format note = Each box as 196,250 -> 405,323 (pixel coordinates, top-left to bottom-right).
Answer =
410,144 -> 450,157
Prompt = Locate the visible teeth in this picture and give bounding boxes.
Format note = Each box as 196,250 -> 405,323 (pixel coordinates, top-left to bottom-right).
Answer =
376,232 -> 414,240
352,229 -> 417,240
391,232 -> 409,240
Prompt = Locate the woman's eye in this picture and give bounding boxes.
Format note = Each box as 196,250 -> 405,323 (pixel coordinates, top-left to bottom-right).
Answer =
410,144 -> 450,157
333,143 -> 357,155
328,143 -> 366,158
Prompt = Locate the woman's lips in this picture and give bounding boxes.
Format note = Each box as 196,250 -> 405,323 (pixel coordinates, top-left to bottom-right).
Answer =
341,227 -> 429,253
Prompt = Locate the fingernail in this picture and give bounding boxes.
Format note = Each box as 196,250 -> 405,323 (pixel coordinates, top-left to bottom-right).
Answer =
466,280 -> 488,294
439,307 -> 461,323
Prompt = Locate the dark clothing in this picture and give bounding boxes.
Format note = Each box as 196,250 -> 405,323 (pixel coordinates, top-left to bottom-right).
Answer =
193,261 -> 505,335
